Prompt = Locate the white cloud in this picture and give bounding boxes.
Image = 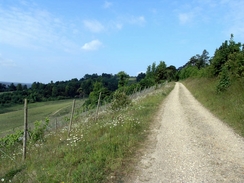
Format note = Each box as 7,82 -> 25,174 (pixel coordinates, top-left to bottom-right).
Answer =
178,13 -> 193,25
81,40 -> 103,51
0,55 -> 17,67
83,20 -> 105,33
103,1 -> 112,9
0,3 -> 79,51
129,16 -> 146,26
116,23 -> 123,30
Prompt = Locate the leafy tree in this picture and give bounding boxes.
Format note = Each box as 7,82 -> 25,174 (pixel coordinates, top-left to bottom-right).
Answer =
136,72 -> 146,82
210,34 -> 242,76
166,65 -> 177,81
8,83 -> 16,91
52,86 -> 58,97
117,71 -> 129,88
0,83 -> 7,92
216,65 -> 231,93
16,83 -> 23,91
155,61 -> 167,83
85,82 -> 109,107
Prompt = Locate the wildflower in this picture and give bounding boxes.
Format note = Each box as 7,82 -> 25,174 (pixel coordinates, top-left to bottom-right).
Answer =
1,178 -> 4,182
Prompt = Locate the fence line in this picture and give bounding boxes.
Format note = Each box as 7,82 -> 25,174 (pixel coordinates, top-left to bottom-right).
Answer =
47,83 -> 167,133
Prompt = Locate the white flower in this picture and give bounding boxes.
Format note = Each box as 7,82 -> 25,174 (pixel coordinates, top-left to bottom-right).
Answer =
1,178 -> 4,182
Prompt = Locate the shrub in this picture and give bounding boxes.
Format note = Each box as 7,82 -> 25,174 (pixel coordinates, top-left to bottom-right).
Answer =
216,66 -> 231,93
110,91 -> 131,111
29,118 -> 49,142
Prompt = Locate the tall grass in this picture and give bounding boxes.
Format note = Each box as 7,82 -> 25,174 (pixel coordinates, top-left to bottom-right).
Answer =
0,82 -> 175,182
183,78 -> 244,137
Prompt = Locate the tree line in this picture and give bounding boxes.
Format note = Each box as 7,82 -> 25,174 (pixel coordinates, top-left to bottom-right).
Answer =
0,61 -> 177,108
178,34 -> 244,92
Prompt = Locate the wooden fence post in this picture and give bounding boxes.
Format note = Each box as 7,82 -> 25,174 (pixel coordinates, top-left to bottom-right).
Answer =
23,99 -> 28,161
55,118 -> 57,133
68,99 -> 76,137
95,92 -> 102,121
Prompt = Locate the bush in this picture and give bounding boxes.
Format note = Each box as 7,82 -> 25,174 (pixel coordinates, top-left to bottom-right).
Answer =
110,91 -> 131,111
216,66 -> 231,93
29,118 -> 49,143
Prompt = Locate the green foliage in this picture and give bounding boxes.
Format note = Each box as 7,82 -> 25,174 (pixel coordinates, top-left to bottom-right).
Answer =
143,61 -> 177,88
29,118 -> 49,142
179,66 -> 199,79
117,71 -> 129,88
155,61 -> 167,83
83,81 -> 112,108
0,130 -> 23,147
110,91 -> 131,111
210,34 -> 243,76
216,66 -> 231,93
0,73 -> 119,107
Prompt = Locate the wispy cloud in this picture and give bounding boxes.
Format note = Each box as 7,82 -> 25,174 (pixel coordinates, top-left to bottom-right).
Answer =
129,16 -> 146,26
83,20 -> 105,33
0,54 -> 17,67
0,3 -> 79,51
103,1 -> 112,9
81,40 -> 103,51
115,23 -> 123,30
178,12 -> 193,25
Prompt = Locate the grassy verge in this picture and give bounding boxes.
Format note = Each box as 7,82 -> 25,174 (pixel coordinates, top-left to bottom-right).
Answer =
182,78 -> 244,137
0,82 -> 175,182
0,99 -> 84,136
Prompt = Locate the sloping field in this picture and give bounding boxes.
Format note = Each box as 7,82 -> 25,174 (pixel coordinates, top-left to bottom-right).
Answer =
0,99 -> 84,136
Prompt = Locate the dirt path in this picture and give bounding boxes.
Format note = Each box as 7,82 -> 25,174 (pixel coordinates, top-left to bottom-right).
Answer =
125,82 -> 244,183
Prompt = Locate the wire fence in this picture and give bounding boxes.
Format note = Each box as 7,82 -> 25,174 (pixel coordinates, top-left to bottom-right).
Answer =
44,83 -> 166,134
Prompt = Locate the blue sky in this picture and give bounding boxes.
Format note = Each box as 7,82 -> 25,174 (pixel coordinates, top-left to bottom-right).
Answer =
1,0 -> 244,83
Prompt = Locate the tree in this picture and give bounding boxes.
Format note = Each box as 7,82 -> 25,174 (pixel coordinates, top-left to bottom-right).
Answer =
166,65 -> 177,81
8,83 -> 16,91
155,61 -> 167,83
16,83 -> 23,91
52,86 -> 58,97
85,81 -> 109,107
210,34 -> 242,76
136,72 -> 146,82
0,83 -> 6,92
117,71 -> 129,88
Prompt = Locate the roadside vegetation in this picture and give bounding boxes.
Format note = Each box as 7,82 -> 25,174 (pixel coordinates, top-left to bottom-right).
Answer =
178,34 -> 244,137
0,58 -> 176,182
183,78 -> 244,137
0,82 -> 174,182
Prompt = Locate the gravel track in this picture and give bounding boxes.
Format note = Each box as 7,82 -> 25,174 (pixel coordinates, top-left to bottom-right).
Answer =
126,82 -> 244,183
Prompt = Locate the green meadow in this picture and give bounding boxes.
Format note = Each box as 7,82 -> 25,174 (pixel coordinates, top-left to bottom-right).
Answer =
0,99 -> 84,136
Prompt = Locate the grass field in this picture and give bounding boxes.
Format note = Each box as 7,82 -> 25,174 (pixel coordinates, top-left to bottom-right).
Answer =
183,78 -> 244,137
0,99 -> 85,136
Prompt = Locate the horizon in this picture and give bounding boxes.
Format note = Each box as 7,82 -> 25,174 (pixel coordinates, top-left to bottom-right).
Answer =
1,0 -> 244,83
